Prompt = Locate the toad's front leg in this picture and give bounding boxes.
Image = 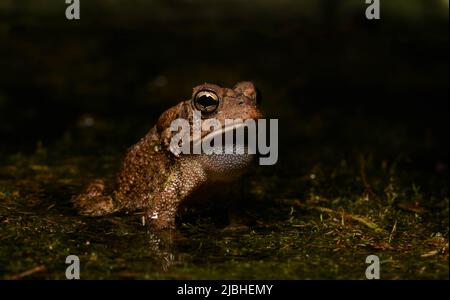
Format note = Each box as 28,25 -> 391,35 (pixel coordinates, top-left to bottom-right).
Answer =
145,159 -> 207,230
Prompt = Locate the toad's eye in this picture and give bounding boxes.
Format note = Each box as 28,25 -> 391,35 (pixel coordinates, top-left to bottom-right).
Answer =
193,90 -> 220,114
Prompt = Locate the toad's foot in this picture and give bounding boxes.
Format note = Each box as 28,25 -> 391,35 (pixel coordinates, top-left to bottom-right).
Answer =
222,223 -> 250,233
222,212 -> 251,233
72,179 -> 117,216
222,199 -> 252,232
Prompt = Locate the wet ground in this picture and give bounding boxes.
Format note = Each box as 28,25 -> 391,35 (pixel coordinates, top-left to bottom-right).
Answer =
0,1 -> 448,279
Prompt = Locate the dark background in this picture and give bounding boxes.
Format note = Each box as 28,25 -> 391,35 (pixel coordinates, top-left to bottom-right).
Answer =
0,0 -> 448,164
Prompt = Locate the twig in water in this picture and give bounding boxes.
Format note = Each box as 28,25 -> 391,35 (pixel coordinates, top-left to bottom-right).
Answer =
5,265 -> 46,280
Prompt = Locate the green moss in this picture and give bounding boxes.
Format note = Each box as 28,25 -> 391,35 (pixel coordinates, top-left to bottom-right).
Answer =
0,139 -> 448,279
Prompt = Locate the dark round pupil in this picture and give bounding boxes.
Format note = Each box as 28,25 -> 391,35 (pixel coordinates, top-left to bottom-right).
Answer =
196,95 -> 218,110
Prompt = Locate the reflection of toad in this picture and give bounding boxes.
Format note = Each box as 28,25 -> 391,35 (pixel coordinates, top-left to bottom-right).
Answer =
73,82 -> 262,230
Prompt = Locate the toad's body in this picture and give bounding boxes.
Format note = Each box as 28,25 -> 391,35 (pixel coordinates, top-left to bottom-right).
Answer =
73,82 -> 262,230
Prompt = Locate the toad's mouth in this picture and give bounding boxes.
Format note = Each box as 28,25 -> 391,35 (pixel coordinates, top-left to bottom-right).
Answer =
191,122 -> 254,155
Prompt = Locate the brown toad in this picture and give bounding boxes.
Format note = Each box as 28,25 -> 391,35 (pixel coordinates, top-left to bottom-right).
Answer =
73,82 -> 262,230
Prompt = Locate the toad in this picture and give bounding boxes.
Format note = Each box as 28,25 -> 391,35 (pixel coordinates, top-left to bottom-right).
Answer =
73,82 -> 262,231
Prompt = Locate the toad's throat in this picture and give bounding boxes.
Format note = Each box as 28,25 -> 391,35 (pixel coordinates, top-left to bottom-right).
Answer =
191,122 -> 255,155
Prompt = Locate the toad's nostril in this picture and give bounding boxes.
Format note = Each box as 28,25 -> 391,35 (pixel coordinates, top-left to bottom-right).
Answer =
239,100 -> 244,105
